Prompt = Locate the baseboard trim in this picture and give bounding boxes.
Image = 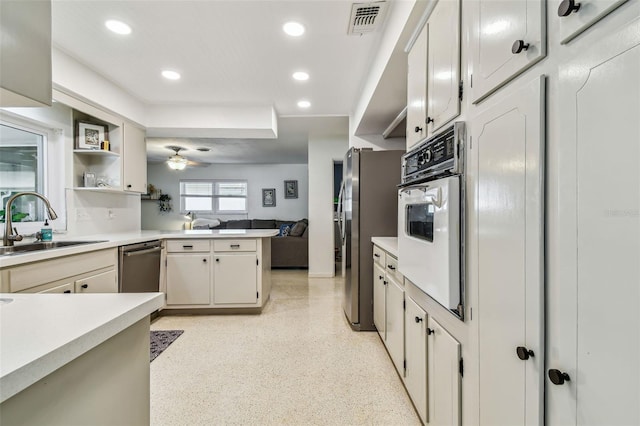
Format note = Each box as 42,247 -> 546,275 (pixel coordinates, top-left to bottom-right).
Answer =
308,272 -> 336,278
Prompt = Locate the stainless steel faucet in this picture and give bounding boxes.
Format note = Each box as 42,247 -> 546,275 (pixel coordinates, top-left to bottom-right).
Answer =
3,192 -> 58,246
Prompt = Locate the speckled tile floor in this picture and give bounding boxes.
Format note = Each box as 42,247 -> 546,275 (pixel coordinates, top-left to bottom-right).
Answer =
150,270 -> 420,425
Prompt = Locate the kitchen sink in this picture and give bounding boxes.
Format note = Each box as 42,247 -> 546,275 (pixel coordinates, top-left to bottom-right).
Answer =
0,241 -> 108,256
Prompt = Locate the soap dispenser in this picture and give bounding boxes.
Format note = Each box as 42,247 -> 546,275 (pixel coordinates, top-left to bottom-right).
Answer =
41,219 -> 53,242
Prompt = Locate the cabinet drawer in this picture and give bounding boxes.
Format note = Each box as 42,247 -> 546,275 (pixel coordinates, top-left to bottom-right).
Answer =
213,239 -> 257,252
386,256 -> 402,285
75,269 -> 117,293
373,245 -> 386,266
166,240 -> 211,253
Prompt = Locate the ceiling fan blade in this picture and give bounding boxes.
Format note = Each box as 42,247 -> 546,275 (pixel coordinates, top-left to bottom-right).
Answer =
187,160 -> 212,167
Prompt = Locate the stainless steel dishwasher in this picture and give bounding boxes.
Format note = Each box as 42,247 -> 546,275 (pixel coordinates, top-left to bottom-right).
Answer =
118,240 -> 162,292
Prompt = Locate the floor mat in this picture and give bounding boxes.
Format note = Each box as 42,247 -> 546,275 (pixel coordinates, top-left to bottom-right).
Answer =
150,330 -> 184,362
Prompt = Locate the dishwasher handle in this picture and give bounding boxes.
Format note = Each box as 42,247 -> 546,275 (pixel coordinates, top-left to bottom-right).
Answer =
123,246 -> 162,257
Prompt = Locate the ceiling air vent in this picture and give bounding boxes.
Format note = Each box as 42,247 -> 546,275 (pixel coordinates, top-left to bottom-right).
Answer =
348,1 -> 388,35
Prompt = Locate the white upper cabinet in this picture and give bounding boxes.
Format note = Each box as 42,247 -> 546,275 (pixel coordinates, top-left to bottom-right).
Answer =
556,0 -> 629,44
548,17 -> 640,425
406,0 -> 461,148
470,0 -> 546,103
426,0 -> 461,135
0,0 -> 52,107
473,76 -> 545,426
407,24 -> 428,149
122,121 -> 147,193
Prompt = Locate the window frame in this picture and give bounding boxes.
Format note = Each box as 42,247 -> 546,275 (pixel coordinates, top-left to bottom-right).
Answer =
179,179 -> 248,215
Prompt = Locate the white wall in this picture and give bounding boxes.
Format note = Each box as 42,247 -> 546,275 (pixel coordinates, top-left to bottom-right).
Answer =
308,133 -> 348,278
142,163 -> 308,230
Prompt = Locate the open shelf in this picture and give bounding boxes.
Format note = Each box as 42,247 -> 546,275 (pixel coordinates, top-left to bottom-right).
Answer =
73,149 -> 120,157
71,187 -> 138,195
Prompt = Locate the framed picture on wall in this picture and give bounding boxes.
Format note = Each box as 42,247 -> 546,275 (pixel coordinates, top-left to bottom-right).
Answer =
262,188 -> 276,207
75,121 -> 108,150
284,180 -> 298,199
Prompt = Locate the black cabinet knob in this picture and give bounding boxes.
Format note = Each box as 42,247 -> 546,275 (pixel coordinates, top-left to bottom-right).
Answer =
512,40 -> 530,54
127,184 -> 132,188
415,316 -> 423,323
81,284 -> 88,289
414,126 -> 423,133
203,258 -> 207,263
374,253 -> 380,258
548,369 -> 571,385
426,117 -> 434,124
387,265 -> 396,270
378,275 -> 384,280
383,280 -> 388,286
558,0 -> 580,16
516,346 -> 535,360
63,290 -> 71,294
426,328 -> 435,335
215,258 -> 220,262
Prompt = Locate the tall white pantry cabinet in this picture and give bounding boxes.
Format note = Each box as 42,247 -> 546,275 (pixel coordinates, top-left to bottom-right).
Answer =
402,0 -> 639,425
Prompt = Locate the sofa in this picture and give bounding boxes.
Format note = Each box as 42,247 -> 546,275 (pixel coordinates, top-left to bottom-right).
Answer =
203,218 -> 308,269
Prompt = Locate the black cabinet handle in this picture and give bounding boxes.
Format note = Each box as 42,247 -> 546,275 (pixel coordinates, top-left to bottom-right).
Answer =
426,117 -> 434,124
516,346 -> 534,360
64,290 -> 71,293
512,40 -> 530,54
378,275 -> 384,280
427,328 -> 435,335
558,0 -> 580,16
127,184 -> 132,188
374,253 -> 380,258
548,369 -> 570,385
387,265 -> 396,270
203,258 -> 207,263
383,280 -> 388,286
230,244 -> 240,249
415,316 -> 423,323
414,126 -> 423,133
216,258 -> 220,262
183,245 -> 193,249
81,284 -> 88,289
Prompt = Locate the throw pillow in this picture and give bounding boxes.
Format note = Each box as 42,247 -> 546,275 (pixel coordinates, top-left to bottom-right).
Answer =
278,223 -> 293,237
289,220 -> 307,237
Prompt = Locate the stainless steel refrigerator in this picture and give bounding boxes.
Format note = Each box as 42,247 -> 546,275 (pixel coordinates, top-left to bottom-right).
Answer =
338,147 -> 404,331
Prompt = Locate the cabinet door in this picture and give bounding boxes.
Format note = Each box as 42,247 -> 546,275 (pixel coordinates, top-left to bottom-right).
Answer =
405,296 -> 427,424
214,254 -> 258,304
75,269 -> 118,293
557,0 -> 629,44
549,20 -> 640,426
471,0 -> 545,103
406,24 -> 428,149
385,276 -> 404,375
166,254 -> 211,305
122,122 -> 147,193
373,262 -> 386,339
473,76 -> 545,426
427,317 -> 460,426
426,0 -> 461,134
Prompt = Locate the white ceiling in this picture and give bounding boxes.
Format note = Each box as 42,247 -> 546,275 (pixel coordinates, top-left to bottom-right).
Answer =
50,0 -> 402,164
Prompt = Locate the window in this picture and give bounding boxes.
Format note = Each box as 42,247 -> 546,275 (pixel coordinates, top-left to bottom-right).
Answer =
180,180 -> 248,214
0,123 -> 46,223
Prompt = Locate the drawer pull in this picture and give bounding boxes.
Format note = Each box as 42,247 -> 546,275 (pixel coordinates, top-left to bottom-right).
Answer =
230,244 -> 240,249
374,253 -> 380,258
81,284 -> 88,289
182,245 -> 193,249
387,264 -> 396,270
415,316 -> 423,323
64,290 -> 71,294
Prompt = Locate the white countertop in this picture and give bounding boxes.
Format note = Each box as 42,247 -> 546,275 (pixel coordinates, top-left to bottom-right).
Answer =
371,237 -> 398,257
0,229 -> 279,268
0,292 -> 164,403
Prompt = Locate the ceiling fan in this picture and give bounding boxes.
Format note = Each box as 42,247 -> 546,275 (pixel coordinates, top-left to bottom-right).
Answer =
166,146 -> 211,170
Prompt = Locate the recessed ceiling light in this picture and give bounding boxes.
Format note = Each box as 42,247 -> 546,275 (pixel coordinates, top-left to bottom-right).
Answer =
297,100 -> 311,108
161,70 -> 181,80
292,71 -> 309,81
283,22 -> 305,37
105,20 -> 132,35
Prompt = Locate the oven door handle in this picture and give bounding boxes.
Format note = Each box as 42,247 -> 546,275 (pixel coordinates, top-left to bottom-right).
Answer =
399,186 -> 443,208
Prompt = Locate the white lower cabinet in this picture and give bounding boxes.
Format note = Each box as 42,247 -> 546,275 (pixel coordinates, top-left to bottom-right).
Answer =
166,254 -> 211,305
428,317 -> 461,426
373,263 -> 386,337
405,296 -> 427,423
214,253 -> 258,304
75,269 -> 117,293
385,276 -> 405,374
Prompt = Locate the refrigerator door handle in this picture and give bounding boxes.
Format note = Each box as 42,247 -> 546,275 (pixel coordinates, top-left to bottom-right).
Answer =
337,180 -> 346,244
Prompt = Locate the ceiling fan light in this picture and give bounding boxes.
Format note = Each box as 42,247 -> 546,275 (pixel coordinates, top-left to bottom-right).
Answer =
167,154 -> 187,170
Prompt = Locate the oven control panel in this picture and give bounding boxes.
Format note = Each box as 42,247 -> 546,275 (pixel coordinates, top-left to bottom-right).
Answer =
402,122 -> 464,185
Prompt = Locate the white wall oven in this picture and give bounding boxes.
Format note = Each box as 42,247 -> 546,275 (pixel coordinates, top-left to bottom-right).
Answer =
398,122 -> 465,319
